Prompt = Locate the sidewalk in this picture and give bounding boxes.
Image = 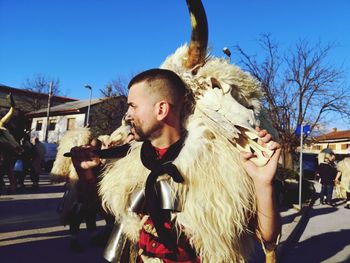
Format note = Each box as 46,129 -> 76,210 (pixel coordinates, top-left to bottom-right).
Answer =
0,173 -> 107,263
276,180 -> 319,261
0,174 -> 317,262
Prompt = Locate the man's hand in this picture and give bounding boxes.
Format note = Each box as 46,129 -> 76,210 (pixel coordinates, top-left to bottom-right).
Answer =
240,127 -> 282,243
240,127 -> 281,186
70,145 -> 101,170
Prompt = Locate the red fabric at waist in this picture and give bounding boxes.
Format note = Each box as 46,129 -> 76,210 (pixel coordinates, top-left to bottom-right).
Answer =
138,218 -> 200,263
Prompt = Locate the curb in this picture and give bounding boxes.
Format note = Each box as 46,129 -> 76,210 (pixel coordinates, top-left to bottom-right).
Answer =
276,188 -> 318,261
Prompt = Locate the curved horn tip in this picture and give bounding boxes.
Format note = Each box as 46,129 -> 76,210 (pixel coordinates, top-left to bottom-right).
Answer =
185,0 -> 208,70
0,106 -> 15,127
7,93 -> 15,107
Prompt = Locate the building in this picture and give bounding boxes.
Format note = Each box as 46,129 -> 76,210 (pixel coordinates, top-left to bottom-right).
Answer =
0,83 -> 77,140
0,83 -> 76,112
26,96 -> 127,143
305,128 -> 350,156
27,98 -> 102,143
293,128 -> 350,176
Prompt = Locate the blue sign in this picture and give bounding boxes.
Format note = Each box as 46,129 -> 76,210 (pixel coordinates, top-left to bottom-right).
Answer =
295,124 -> 311,136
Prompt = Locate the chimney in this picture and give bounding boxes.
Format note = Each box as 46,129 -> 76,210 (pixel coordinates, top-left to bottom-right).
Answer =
332,128 -> 337,132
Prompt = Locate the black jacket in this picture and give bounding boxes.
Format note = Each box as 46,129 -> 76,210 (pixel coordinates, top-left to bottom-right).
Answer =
318,163 -> 337,185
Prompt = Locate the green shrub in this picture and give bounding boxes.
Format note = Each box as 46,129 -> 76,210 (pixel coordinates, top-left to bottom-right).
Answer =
282,179 -> 315,205
275,166 -> 316,206
276,166 -> 299,181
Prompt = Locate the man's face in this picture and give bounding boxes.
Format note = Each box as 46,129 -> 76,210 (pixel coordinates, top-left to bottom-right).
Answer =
125,82 -> 161,141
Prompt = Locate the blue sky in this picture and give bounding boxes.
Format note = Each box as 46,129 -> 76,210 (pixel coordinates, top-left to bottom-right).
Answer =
1,0 -> 350,127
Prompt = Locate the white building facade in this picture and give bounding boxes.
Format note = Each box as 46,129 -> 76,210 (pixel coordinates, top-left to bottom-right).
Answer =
304,128 -> 350,156
30,113 -> 86,143
27,98 -> 103,144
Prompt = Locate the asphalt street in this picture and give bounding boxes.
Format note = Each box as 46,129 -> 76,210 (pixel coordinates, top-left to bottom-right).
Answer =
0,173 -> 108,263
282,191 -> 350,263
2,175 -> 347,263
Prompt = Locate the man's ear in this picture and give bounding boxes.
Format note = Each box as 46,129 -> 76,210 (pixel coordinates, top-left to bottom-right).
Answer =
156,101 -> 170,121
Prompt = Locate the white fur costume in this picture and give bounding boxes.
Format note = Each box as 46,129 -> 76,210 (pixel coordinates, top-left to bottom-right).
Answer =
50,123 -> 132,182
51,127 -> 91,182
98,43 -> 273,262
100,114 -> 257,262
99,1 -> 278,261
336,158 -> 350,199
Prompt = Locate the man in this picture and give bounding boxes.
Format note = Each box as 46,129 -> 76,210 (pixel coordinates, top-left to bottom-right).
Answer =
31,137 -> 46,190
100,68 -> 280,262
68,138 -> 105,252
336,157 -> 350,209
125,69 -> 187,146
318,152 -> 338,206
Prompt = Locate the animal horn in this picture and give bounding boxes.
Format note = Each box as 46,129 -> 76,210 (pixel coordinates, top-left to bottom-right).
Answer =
184,0 -> 208,70
0,93 -> 15,127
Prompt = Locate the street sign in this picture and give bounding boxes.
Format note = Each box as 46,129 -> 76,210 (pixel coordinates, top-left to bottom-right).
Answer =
296,123 -> 312,210
295,124 -> 311,136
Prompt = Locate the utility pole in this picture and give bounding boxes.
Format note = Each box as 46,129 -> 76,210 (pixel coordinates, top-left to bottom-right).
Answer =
44,82 -> 53,142
299,123 -> 304,210
84,84 -> 92,126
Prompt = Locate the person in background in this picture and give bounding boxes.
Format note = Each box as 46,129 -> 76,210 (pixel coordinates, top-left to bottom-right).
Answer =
335,157 -> 350,209
16,133 -> 34,190
0,148 -> 17,194
318,152 -> 339,206
30,137 -> 46,190
67,138 -> 103,252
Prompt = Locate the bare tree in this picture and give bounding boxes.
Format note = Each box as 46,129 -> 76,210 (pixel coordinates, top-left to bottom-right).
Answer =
89,96 -> 128,138
234,34 -> 350,169
100,78 -> 128,97
89,79 -> 129,137
21,74 -> 61,111
23,73 -> 60,95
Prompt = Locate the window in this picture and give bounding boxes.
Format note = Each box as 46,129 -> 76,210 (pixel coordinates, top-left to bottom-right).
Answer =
48,120 -> 57,131
312,145 -> 321,150
67,118 -> 76,130
36,120 -> 43,131
341,144 -> 350,150
329,144 -> 336,150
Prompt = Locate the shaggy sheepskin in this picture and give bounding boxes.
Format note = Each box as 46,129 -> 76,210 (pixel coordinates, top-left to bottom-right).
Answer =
99,46 -> 265,261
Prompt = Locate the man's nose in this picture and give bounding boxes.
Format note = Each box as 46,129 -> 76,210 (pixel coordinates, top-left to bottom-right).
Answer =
124,109 -> 132,122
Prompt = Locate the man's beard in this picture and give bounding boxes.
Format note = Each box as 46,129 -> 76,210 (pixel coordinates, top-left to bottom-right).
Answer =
132,125 -> 147,141
132,122 -> 162,142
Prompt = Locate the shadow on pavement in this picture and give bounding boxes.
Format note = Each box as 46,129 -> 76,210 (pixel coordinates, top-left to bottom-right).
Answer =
281,210 -> 301,225
307,206 -> 338,219
0,229 -> 108,263
279,205 -> 294,213
13,184 -> 66,195
0,197 -> 62,232
282,229 -> 350,263
0,228 -> 69,243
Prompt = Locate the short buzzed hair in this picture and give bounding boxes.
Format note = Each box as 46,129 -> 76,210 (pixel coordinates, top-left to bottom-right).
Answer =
128,69 -> 187,109
128,68 -> 194,121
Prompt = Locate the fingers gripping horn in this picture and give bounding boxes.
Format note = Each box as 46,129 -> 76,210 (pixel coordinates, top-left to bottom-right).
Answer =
185,0 -> 208,71
0,93 -> 15,127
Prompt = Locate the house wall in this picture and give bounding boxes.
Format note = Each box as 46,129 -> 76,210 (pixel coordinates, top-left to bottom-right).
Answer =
30,113 -> 85,143
0,86 -> 75,112
304,141 -> 350,155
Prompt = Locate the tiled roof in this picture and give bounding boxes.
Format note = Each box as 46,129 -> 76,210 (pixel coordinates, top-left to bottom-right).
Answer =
0,83 -> 77,102
315,130 -> 350,141
26,98 -> 106,116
